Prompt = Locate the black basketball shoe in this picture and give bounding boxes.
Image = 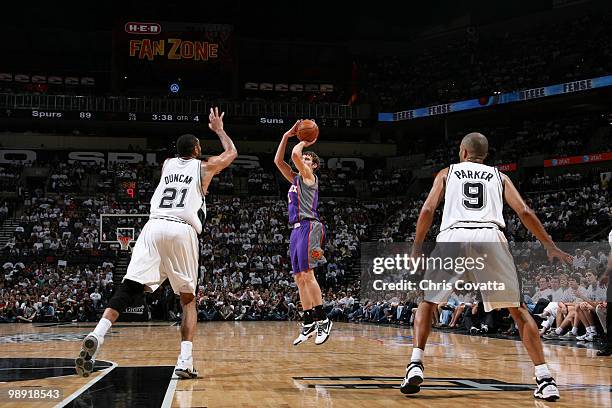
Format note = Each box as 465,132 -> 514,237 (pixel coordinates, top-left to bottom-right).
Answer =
534,377 -> 560,401
596,347 -> 612,356
400,361 -> 424,394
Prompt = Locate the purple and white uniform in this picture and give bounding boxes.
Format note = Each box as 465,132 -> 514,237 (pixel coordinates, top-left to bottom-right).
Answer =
288,174 -> 326,274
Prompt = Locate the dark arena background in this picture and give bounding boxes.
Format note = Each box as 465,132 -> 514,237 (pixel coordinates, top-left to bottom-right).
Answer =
0,1 -> 610,407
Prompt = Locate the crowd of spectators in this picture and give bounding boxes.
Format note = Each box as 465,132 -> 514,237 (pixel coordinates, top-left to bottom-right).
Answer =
378,173 -> 609,244
48,162 -> 85,193
368,168 -> 411,197
0,163 -> 24,192
310,241 -> 608,349
506,178 -> 610,241
0,133 -> 609,355
0,146 -> 609,333
0,202 -> 8,224
0,193 -> 371,323
523,173 -> 585,192
96,162 -> 158,200
246,167 -> 276,196
0,262 -> 114,323
420,113 -> 603,169
360,12 -> 612,110
419,249 -> 609,345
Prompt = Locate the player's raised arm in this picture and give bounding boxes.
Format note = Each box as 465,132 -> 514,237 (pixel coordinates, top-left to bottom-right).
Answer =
201,107 -> 238,191
412,168 -> 448,255
501,173 -> 572,263
274,120 -> 300,183
291,139 -> 316,185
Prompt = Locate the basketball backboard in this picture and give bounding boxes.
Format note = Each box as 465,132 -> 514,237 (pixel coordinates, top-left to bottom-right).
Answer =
99,213 -> 149,250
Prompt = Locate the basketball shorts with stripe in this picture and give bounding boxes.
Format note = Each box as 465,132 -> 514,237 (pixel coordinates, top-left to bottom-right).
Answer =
124,219 -> 199,295
289,220 -> 326,274
423,227 -> 521,312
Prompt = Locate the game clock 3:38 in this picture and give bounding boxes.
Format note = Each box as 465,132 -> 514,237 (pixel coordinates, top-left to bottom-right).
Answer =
151,113 -> 200,122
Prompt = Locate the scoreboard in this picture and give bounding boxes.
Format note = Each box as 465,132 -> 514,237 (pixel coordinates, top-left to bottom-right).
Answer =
1,109 -> 202,123
116,179 -> 139,202
0,108 -> 367,128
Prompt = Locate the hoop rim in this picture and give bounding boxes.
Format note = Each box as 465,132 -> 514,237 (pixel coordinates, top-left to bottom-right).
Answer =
117,235 -> 133,251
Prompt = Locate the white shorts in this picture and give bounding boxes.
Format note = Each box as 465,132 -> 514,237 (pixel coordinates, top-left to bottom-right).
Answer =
124,219 -> 199,295
423,227 -> 521,312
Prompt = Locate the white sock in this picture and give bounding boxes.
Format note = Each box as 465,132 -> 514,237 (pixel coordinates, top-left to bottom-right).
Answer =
534,364 -> 551,381
180,341 -> 193,360
571,326 -> 578,335
588,326 -> 596,334
544,316 -> 554,329
411,347 -> 424,363
555,327 -> 563,335
93,318 -> 112,338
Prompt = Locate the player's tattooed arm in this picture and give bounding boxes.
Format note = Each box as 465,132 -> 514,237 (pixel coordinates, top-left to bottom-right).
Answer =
201,107 -> 238,191
501,173 -> 572,264
274,120 -> 300,183
412,168 -> 448,257
291,139 -> 316,185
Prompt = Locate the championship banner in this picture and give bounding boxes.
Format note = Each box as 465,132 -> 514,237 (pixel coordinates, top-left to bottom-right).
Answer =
115,21 -> 234,93
379,74 -> 612,122
544,152 -> 612,167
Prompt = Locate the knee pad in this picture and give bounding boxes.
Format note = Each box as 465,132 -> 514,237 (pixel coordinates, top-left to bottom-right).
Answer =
109,279 -> 144,313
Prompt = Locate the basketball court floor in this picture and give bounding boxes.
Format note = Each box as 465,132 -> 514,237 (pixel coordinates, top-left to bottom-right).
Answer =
0,321 -> 609,407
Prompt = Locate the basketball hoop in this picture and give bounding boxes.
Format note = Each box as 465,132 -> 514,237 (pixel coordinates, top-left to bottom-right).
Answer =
116,227 -> 135,251
118,235 -> 133,251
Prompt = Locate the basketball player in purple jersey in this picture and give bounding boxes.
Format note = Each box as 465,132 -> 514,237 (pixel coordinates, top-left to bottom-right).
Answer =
274,120 -> 332,346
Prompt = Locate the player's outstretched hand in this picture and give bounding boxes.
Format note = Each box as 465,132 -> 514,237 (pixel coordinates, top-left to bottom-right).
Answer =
209,107 -> 225,133
546,245 -> 573,265
284,120 -> 301,138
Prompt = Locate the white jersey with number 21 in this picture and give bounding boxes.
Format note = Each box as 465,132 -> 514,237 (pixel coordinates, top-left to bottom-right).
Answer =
150,157 -> 205,234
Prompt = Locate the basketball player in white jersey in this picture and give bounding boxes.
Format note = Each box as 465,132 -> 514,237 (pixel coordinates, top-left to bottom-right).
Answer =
400,133 -> 572,401
75,107 -> 237,378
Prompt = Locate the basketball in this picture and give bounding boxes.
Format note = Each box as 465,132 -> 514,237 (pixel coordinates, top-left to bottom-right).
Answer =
296,120 -> 319,142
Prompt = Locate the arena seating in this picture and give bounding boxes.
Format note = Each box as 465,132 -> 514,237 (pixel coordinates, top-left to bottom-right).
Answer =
359,12 -> 612,110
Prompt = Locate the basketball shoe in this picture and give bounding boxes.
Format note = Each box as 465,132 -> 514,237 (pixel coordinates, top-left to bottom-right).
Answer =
400,361 -> 424,394
293,322 -> 317,346
576,332 -> 594,342
175,356 -> 198,379
75,332 -> 103,377
596,346 -> 612,356
315,319 -> 333,345
534,377 -> 560,401
558,331 -> 576,340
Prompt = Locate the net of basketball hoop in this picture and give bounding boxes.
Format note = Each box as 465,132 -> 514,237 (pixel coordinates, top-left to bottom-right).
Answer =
116,227 -> 135,251
117,235 -> 133,251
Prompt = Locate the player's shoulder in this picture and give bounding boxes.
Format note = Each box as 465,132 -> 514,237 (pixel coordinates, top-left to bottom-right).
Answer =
497,170 -> 511,184
162,157 -> 178,168
436,167 -> 450,178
